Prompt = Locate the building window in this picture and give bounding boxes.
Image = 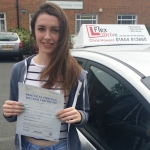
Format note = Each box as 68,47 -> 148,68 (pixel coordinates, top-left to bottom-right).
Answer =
29,13 -> 34,32
0,13 -> 6,31
76,14 -> 98,34
117,14 -> 137,24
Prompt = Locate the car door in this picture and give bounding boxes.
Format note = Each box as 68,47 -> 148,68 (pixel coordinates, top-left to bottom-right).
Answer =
75,58 -> 150,150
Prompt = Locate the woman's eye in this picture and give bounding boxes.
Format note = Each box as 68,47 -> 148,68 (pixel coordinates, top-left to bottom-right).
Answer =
38,28 -> 45,31
52,29 -> 59,33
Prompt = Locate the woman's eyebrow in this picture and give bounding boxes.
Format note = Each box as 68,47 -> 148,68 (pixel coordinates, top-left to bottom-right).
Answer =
37,25 -> 45,27
37,25 -> 59,28
51,26 -> 59,28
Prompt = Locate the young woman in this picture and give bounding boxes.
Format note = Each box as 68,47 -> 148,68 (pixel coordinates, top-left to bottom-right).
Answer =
2,2 -> 89,150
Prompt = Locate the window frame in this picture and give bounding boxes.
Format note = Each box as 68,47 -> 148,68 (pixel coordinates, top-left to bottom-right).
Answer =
75,14 -> 98,34
0,13 -> 6,32
85,60 -> 149,113
74,57 -> 88,68
117,14 -> 138,24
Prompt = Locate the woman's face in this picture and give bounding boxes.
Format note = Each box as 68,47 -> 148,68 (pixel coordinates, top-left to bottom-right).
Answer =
35,13 -> 60,55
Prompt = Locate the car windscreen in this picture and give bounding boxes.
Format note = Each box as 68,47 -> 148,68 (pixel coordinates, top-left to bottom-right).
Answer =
0,33 -> 18,41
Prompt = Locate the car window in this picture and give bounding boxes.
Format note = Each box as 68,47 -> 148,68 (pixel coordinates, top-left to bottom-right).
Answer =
0,33 -> 18,41
85,64 -> 150,150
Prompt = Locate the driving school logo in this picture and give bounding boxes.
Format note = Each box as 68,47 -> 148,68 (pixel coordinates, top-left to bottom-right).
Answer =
86,25 -> 117,38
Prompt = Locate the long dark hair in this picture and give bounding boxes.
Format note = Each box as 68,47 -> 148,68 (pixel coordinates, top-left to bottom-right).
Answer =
31,3 -> 81,96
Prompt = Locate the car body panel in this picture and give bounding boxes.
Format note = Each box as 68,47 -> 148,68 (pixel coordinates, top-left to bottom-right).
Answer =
77,129 -> 97,150
71,45 -> 150,76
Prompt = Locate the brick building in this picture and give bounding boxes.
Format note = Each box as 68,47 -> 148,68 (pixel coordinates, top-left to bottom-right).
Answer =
0,0 -> 150,36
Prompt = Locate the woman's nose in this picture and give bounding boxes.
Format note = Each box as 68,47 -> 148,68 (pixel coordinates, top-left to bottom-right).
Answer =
44,31 -> 51,40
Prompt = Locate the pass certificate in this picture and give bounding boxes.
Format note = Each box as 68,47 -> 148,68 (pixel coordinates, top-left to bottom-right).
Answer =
16,82 -> 64,141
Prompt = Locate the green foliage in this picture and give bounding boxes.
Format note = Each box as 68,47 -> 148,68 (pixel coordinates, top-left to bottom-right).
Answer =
9,28 -> 33,55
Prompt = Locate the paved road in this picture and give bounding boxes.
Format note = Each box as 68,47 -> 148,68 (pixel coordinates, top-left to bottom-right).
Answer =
0,57 -> 19,150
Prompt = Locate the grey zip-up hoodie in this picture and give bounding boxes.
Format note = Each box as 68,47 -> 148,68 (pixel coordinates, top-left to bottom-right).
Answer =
4,55 -> 90,150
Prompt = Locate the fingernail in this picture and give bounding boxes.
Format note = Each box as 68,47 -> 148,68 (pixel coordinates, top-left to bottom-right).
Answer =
21,109 -> 25,112
22,105 -> 25,109
56,115 -> 59,118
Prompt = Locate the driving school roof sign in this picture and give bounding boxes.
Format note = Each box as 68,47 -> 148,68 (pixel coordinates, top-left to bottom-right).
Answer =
73,24 -> 150,48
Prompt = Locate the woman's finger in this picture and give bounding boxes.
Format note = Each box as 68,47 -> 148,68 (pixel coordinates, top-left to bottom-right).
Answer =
3,100 -> 25,117
4,112 -> 22,117
4,100 -> 23,106
3,108 -> 23,113
3,108 -> 24,117
3,104 -> 23,110
57,107 -> 81,123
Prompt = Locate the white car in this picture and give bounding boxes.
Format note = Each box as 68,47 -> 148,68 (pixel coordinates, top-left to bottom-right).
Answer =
0,32 -> 23,61
72,44 -> 150,150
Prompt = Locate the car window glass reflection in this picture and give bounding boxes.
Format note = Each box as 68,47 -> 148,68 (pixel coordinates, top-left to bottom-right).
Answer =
0,33 -> 18,41
85,65 -> 150,150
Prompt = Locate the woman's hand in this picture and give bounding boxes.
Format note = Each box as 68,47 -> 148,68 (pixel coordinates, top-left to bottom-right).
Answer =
3,100 -> 25,117
56,107 -> 81,124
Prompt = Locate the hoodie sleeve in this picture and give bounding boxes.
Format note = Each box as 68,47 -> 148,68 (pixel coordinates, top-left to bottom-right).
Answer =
4,63 -> 20,122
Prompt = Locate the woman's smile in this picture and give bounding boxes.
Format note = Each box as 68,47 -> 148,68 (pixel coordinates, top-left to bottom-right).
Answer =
42,42 -> 53,48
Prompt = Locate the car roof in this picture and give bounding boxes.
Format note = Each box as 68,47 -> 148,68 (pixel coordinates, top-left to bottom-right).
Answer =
0,32 -> 18,36
71,44 -> 150,77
